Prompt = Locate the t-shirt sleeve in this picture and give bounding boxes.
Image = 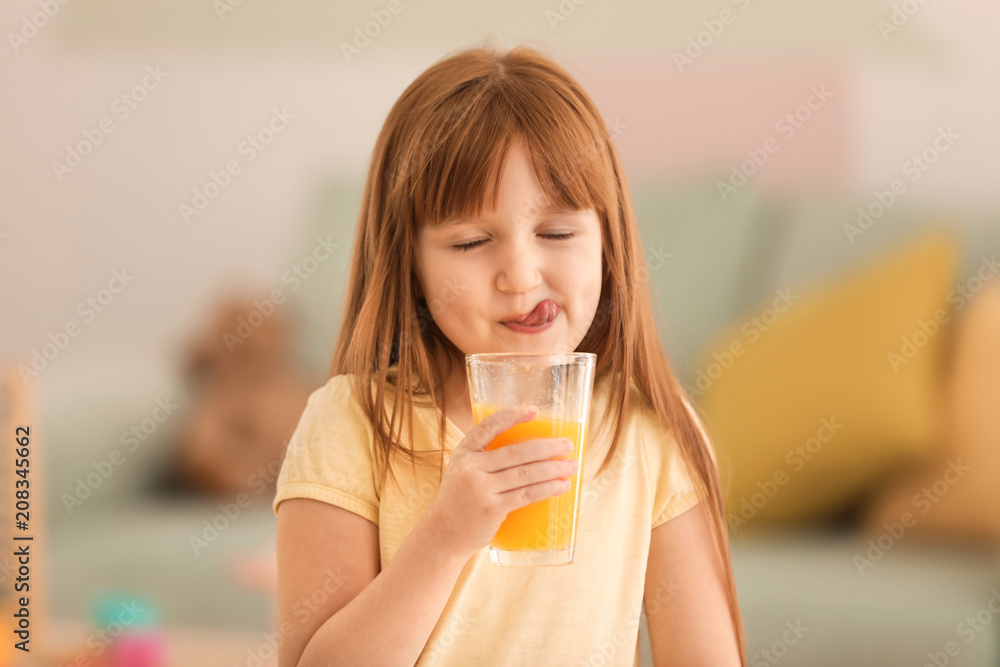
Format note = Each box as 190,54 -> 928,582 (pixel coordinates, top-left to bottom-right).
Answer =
271,374 -> 380,525
641,398 -> 710,529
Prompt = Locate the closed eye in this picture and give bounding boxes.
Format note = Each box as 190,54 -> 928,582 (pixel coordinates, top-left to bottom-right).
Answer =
451,232 -> 576,253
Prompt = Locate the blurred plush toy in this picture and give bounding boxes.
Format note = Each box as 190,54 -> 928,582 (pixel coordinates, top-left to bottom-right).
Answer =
862,282 -> 1000,547
171,295 -> 310,497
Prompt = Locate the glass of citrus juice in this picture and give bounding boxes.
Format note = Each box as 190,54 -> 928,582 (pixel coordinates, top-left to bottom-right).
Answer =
465,352 -> 596,566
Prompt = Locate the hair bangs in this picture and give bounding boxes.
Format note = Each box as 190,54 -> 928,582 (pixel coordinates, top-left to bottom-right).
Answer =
407,75 -> 611,232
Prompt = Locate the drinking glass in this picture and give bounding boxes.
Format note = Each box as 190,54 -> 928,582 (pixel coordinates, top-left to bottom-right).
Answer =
465,352 -> 596,566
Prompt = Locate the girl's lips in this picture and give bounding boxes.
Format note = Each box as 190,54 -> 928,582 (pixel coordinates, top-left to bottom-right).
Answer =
501,300 -> 558,334
502,315 -> 556,334
502,299 -> 559,326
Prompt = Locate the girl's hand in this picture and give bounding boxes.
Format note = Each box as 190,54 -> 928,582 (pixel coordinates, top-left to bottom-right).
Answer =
421,405 -> 578,561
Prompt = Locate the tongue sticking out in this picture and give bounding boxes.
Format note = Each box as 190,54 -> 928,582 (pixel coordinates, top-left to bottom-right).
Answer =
513,300 -> 558,326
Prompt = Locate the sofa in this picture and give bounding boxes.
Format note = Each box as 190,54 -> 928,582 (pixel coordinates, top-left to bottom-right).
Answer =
46,177 -> 1000,666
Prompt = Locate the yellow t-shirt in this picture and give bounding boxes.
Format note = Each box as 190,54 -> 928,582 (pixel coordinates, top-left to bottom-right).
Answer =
272,371 -> 707,666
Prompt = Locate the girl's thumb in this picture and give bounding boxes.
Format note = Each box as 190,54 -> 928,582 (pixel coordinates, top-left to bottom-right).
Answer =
461,405 -> 538,452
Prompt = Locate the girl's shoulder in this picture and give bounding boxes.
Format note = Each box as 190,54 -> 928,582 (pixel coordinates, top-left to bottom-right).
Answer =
307,373 -> 360,407
298,374 -> 380,431
310,372 -> 389,402
592,371 -> 655,421
310,371 -> 428,421
586,372 -> 666,457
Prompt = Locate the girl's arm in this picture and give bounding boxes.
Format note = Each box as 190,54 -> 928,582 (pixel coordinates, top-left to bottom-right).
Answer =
276,497 -> 470,667
643,500 -> 743,666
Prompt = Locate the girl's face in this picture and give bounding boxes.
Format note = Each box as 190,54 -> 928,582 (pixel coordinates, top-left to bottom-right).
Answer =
414,141 -> 604,358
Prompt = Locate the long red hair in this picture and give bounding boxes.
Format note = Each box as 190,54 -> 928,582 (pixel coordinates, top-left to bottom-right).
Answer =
330,43 -> 745,662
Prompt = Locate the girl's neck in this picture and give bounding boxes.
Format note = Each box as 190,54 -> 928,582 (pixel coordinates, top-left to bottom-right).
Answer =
439,361 -> 467,407
438,355 -> 474,435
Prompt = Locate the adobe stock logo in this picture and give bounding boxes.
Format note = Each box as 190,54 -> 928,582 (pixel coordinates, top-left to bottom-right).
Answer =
749,620 -> 810,665
62,395 -> 182,514
578,605 -> 644,667
685,288 -> 800,398
853,459 -> 969,575
7,0 -> 73,54
420,610 -> 472,665
51,66 -> 168,183
671,0 -> 755,73
545,0 -> 589,32
877,0 -> 932,41
339,0 -> 408,62
843,126 -> 959,244
922,589 -> 1000,667
886,255 -> 999,373
726,417 -> 843,534
18,268 -> 135,384
178,107 -> 295,224
716,85 -> 834,202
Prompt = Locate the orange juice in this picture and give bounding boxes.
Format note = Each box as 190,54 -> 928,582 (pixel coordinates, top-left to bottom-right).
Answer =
472,404 -> 586,552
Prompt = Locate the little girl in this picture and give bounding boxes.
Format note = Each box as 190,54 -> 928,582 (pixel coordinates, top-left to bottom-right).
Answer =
273,43 -> 746,667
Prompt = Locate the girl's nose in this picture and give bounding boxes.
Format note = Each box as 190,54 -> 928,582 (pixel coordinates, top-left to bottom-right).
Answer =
495,236 -> 542,294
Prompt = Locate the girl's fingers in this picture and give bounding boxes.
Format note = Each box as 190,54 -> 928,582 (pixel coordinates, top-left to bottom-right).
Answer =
457,405 -> 538,453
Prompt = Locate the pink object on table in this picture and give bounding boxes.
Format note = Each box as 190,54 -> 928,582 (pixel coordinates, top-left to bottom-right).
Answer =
109,632 -> 165,667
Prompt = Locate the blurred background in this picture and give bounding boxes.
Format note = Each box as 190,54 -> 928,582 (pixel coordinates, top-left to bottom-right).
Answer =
2,0 -> 1000,665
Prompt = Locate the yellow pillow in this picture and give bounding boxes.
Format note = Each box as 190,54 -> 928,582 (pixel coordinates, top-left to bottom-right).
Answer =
861,280 -> 1000,547
692,230 -> 960,529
